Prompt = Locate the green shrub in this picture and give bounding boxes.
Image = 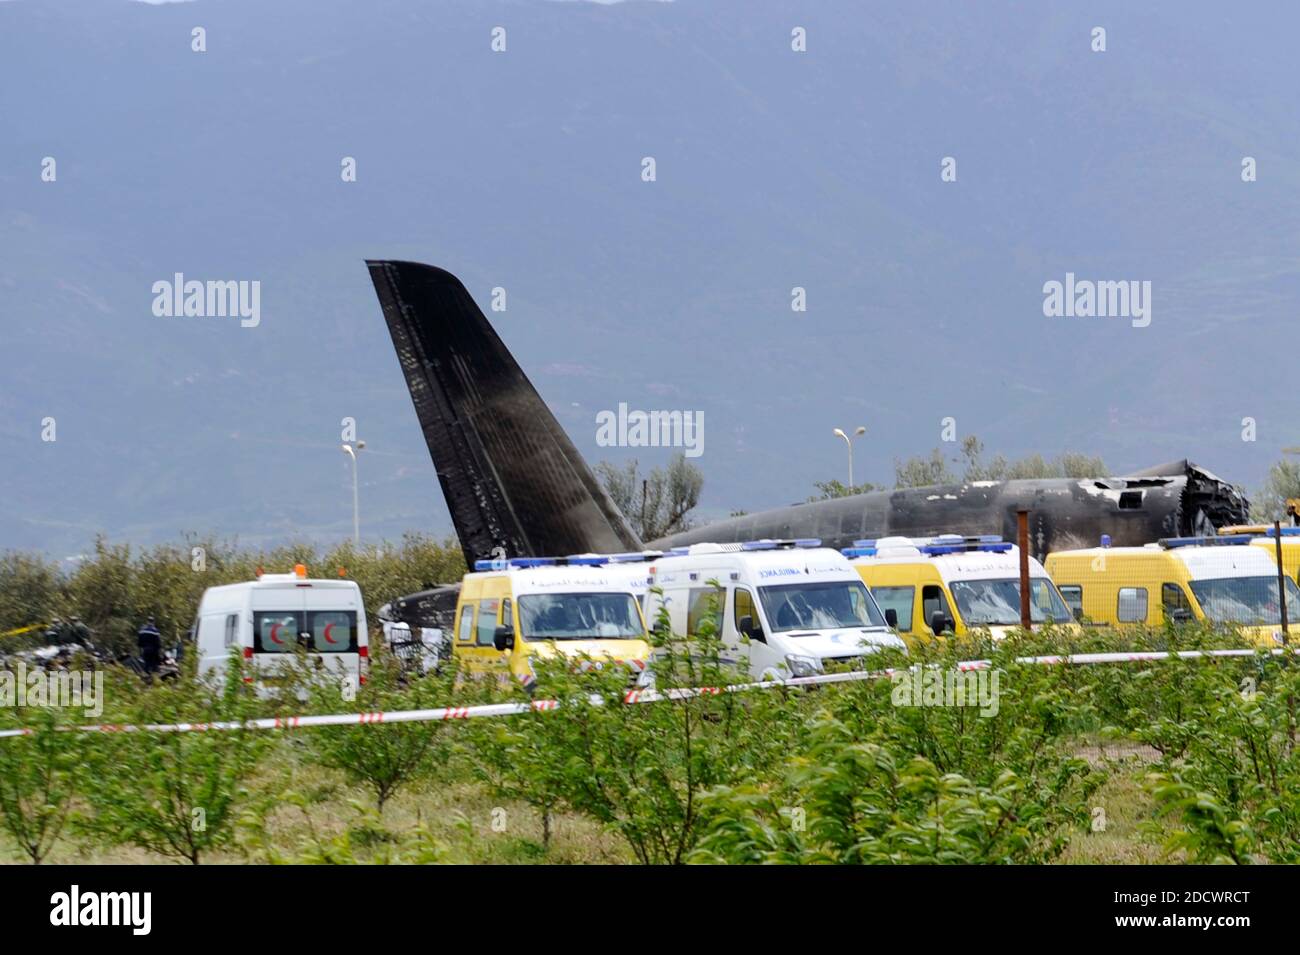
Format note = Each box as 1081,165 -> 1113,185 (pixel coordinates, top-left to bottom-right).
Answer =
0,706 -> 86,864
477,589 -> 801,864
75,651 -> 270,863
300,650 -> 462,812
1148,657 -> 1300,863
692,711 -> 1101,864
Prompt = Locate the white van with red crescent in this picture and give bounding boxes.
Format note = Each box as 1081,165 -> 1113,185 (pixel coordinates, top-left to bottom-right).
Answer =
193,564 -> 368,692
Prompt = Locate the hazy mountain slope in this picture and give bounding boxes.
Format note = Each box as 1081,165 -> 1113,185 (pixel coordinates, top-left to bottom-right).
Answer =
2,0 -> 1297,556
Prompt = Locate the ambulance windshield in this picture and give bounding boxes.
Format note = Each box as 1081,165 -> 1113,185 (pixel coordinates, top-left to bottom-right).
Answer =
1189,576 -> 1300,626
948,578 -> 1072,626
518,592 -> 645,641
757,579 -> 885,633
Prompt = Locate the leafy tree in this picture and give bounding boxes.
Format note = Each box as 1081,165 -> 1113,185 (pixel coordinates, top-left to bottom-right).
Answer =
64,537 -> 139,654
0,552 -> 64,636
318,533 -> 465,611
76,653 -> 269,863
1148,658 -> 1300,864
807,479 -> 879,501
692,713 -> 1098,864
1251,458 -> 1300,523
596,453 -> 703,541
960,436 -> 1106,481
893,436 -> 1105,489
1056,451 -> 1110,479
484,590 -> 797,863
893,448 -> 957,488
130,538 -> 217,650
302,650 -> 459,813
46,533 -> 465,659
0,707 -> 85,864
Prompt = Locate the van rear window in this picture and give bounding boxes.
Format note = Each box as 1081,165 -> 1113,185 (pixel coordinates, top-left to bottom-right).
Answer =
309,611 -> 358,652
254,612 -> 299,653
253,611 -> 359,653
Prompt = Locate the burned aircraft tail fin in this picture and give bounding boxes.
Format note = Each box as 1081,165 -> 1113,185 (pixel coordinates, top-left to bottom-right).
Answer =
366,260 -> 642,565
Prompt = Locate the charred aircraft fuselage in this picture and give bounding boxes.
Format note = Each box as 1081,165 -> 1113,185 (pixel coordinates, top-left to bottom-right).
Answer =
653,461 -> 1247,561
364,260 -> 1249,627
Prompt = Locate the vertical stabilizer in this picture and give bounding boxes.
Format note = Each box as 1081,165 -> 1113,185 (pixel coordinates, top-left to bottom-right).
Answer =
366,260 -> 642,565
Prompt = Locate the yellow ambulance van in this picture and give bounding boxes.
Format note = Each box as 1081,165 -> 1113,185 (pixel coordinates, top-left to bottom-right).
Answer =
1044,535 -> 1300,645
452,553 -> 656,688
845,535 -> 1074,642
1218,525 -> 1300,584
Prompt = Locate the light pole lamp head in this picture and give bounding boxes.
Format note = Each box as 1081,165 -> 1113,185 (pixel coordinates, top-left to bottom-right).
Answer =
832,428 -> 847,440
854,426 -> 866,437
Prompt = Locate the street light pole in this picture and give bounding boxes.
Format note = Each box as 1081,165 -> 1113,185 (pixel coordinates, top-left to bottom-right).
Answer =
832,426 -> 867,490
341,441 -> 366,546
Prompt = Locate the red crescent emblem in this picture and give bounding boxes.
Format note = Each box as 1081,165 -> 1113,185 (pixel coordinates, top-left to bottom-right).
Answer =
269,623 -> 284,645
324,622 -> 338,644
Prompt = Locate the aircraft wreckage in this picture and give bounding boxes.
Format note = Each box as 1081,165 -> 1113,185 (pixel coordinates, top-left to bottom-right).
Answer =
364,260 -> 1249,628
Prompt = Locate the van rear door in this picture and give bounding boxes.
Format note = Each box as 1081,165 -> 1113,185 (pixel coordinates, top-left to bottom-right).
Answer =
249,584 -> 304,687
303,601 -> 363,689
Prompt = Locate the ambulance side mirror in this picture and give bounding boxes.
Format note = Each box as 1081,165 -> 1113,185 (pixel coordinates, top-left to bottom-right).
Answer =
738,615 -> 765,643
929,611 -> 954,636
884,608 -> 899,629
493,626 -> 514,652
1169,608 -> 1193,625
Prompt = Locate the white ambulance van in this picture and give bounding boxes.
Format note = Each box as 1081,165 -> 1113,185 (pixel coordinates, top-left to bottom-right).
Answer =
595,551 -> 660,609
644,539 -> 906,679
193,564 -> 368,690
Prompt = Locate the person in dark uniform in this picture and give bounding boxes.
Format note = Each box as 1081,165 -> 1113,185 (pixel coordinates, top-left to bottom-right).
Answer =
137,617 -> 162,674
69,617 -> 92,648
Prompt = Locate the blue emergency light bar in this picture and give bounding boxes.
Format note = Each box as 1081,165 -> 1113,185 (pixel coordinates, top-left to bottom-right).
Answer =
918,534 -> 1013,556
472,555 -> 615,571
607,551 -> 664,563
1159,535 -> 1253,549
841,546 -> 877,558
740,538 -> 821,551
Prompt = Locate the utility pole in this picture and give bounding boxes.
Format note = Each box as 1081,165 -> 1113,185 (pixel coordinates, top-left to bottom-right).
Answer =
1017,509 -> 1031,630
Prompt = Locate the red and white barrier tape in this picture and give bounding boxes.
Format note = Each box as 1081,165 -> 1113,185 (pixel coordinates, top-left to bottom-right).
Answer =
0,646 -> 1290,739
